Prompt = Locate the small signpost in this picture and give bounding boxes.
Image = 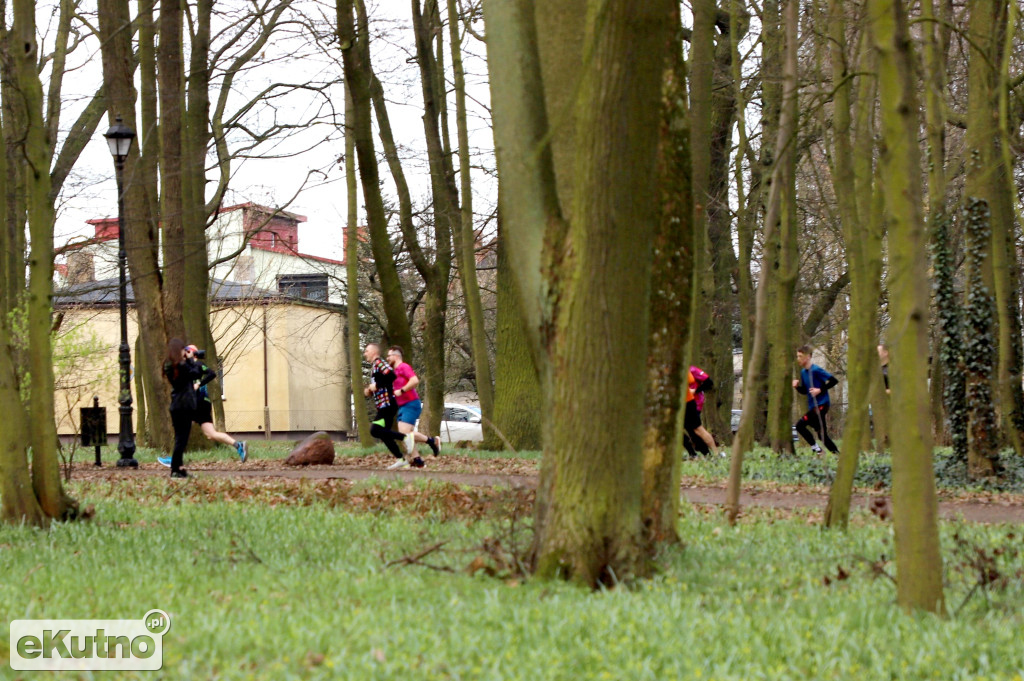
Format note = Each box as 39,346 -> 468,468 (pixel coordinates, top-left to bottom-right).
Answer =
80,397 -> 107,467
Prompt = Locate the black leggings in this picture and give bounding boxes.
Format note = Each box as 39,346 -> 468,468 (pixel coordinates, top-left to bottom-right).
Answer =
371,406 -> 407,458
170,408 -> 194,471
795,403 -> 838,453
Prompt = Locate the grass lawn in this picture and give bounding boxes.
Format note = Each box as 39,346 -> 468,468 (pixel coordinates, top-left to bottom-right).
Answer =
1,478 -> 1022,680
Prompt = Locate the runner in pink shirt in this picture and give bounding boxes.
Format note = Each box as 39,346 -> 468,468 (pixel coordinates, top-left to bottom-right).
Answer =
387,346 -> 441,460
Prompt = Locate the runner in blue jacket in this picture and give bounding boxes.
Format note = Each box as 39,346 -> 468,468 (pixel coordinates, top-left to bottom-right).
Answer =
791,345 -> 839,453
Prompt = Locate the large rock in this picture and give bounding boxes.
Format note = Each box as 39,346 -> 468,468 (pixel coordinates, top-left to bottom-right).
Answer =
284,432 -> 336,466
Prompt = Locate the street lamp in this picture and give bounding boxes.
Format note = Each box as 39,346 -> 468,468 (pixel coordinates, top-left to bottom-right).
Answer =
104,115 -> 138,468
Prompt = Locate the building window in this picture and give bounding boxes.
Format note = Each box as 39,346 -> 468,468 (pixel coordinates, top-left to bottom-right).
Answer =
278,274 -> 328,301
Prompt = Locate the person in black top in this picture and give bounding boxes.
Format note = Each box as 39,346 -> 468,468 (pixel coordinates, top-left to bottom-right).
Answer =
156,345 -> 248,467
162,338 -> 202,478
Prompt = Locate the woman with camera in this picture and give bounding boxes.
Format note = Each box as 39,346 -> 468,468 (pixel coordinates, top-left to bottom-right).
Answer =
158,344 -> 247,467
162,338 -> 203,478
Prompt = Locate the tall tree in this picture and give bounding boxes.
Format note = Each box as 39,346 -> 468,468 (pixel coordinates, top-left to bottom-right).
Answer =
824,2 -> 883,528
965,0 -> 1024,459
486,0 -> 673,584
870,0 -> 945,614
727,0 -> 799,521
97,0 -> 173,451
641,6 -> 695,544
446,0 -> 495,439
158,0 -> 187,341
336,0 -> 413,359
408,0 -> 456,434
2,0 -> 78,524
344,84 -> 372,446
486,212 -> 542,452
698,8 -> 746,443
764,0 -> 798,454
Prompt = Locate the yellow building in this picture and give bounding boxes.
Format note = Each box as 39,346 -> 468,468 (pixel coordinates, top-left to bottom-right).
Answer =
53,277 -> 349,439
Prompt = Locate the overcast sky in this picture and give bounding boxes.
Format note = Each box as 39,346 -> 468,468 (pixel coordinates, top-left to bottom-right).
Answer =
53,0 -> 496,261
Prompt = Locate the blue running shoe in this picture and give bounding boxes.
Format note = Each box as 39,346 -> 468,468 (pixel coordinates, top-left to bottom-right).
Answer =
236,441 -> 248,463
157,456 -> 172,468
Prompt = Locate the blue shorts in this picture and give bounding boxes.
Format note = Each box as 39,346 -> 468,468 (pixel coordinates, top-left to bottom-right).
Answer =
397,399 -> 422,425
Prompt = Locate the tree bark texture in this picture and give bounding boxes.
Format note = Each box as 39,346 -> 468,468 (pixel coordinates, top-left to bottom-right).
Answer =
765,0 -> 798,455
641,11 -> 695,545
158,0 -> 186,341
485,214 -> 542,452
13,0 -> 76,520
486,0 -> 673,585
963,199 -> 1000,477
870,0 -> 946,615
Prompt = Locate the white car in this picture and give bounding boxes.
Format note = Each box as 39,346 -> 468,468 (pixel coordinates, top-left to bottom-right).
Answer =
435,403 -> 483,444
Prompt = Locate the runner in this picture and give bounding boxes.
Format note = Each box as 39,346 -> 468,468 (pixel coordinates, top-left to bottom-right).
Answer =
792,345 -> 839,454
386,346 -> 441,458
683,365 -> 715,456
684,368 -> 720,458
363,343 -> 424,469
162,338 -> 202,478
159,345 -> 247,467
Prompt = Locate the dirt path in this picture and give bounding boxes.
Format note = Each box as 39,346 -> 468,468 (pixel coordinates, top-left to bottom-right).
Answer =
72,462 -> 1024,524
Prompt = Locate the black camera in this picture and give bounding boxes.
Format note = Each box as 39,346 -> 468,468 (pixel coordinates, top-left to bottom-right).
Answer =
194,349 -> 206,360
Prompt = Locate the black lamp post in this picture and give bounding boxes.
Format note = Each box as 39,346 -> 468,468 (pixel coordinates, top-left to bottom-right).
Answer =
104,115 -> 138,468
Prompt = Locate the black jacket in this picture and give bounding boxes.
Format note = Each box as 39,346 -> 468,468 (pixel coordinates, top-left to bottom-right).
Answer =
164,358 -> 203,412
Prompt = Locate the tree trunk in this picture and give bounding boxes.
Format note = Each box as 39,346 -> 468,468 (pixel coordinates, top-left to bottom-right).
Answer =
97,0 -> 172,451
446,0 -> 495,438
824,4 -> 882,528
641,10 -> 694,545
0,21 -> 45,525
337,0 -> 413,356
727,0 -> 797,521
485,213 -> 542,451
993,0 -> 1024,454
963,199 -> 1000,477
344,84 -> 372,446
932,213 -> 968,461
183,0 -> 218,413
765,0 -> 797,455
410,0 -> 455,435
870,0 -> 945,615
486,0 -> 673,585
700,14 -> 744,444
14,0 -> 76,519
158,0 -> 186,341
688,0 -> 714,375
964,0 -> 1004,474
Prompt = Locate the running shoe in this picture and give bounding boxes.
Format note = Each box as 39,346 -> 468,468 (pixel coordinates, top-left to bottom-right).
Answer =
386,459 -> 410,470
157,456 -> 172,468
410,457 -> 425,468
236,441 -> 248,462
170,469 -> 189,478
426,436 -> 440,456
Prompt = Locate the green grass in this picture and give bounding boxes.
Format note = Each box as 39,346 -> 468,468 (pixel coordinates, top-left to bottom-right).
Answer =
1,483 -> 1023,680
678,445 -> 1024,493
